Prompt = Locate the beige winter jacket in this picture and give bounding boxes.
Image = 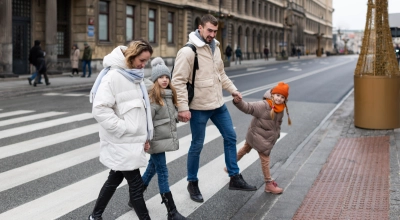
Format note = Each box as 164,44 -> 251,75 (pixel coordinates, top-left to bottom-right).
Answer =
70,49 -> 80,69
171,31 -> 237,111
234,99 -> 283,156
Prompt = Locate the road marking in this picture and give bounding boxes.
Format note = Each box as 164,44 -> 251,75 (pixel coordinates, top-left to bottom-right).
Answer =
0,125 -> 222,219
0,111 -> 67,127
282,66 -> 289,68
0,124 -> 98,159
42,93 -> 62,96
0,110 -> 35,119
0,113 -> 94,140
288,68 -> 302,71
0,143 -> 99,193
247,67 -> 265,71
43,93 -> 87,97
117,133 -> 287,220
229,68 -> 278,79
224,59 -> 355,102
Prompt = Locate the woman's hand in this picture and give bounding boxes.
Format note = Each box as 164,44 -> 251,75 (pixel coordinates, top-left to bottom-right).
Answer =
144,141 -> 150,152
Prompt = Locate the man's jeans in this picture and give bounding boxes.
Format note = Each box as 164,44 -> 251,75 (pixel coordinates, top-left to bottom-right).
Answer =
142,152 -> 170,193
82,60 -> 92,77
30,71 -> 42,82
187,104 -> 239,181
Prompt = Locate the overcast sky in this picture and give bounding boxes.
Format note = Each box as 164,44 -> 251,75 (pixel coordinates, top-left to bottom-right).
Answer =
332,0 -> 400,30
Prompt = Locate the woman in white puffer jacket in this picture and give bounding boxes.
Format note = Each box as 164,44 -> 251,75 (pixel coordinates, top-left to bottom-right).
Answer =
88,40 -> 153,220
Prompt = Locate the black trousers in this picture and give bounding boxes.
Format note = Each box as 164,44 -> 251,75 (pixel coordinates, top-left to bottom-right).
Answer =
91,169 -> 151,220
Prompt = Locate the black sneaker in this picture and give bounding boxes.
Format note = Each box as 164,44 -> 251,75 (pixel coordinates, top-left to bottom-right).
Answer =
187,181 -> 204,203
27,78 -> 32,85
88,215 -> 103,220
229,174 -> 257,191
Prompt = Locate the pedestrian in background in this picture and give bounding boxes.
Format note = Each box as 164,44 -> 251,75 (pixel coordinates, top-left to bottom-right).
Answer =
88,40 -> 154,220
33,55 -> 50,87
81,42 -> 92,78
225,44 -> 232,62
139,57 -> 186,220
172,14 -> 256,204
297,48 -> 301,59
28,40 -> 43,85
264,46 -> 269,60
235,46 -> 242,65
231,82 -> 291,194
70,44 -> 80,77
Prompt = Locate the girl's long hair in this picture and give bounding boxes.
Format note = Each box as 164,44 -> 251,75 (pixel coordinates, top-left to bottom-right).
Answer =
149,80 -> 178,107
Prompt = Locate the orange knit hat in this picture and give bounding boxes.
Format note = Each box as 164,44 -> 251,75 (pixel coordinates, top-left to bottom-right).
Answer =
271,82 -> 289,99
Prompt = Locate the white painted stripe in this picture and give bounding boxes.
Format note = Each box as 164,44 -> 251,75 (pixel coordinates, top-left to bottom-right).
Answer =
0,111 -> 67,127
42,93 -> 62,96
247,67 -> 264,71
63,93 -> 87,97
0,125 -> 222,220
117,133 -> 287,220
230,68 -> 277,79
0,143 -> 99,193
224,59 -> 355,102
282,66 -> 289,68
0,110 -> 35,119
0,124 -> 98,159
0,113 -> 94,140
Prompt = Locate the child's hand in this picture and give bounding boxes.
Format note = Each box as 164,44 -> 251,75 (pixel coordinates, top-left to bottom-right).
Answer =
144,141 -> 150,152
233,96 -> 242,103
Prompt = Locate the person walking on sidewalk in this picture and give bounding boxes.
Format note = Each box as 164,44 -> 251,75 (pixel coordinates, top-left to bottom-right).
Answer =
230,82 -> 291,194
264,46 -> 269,60
88,40 -> 154,220
70,44 -> 80,77
81,42 -> 92,78
138,57 -> 186,220
225,44 -> 232,62
28,40 -> 43,85
33,56 -> 50,87
235,46 -> 242,65
172,14 -> 256,204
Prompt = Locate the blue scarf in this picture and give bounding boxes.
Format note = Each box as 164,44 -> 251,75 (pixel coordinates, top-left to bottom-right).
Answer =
90,67 -> 153,140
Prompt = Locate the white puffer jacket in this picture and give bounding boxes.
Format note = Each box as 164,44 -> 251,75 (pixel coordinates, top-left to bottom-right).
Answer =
92,46 -> 148,171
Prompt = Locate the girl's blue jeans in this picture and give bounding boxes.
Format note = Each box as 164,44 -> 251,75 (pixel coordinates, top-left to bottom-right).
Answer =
142,152 -> 170,193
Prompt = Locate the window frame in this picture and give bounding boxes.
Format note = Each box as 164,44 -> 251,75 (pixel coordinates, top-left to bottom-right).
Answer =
126,5 -> 135,42
148,9 -> 156,43
167,12 -> 174,44
98,1 -> 109,42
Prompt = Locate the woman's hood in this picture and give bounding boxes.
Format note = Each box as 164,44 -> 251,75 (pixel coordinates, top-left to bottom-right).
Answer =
103,46 -> 128,69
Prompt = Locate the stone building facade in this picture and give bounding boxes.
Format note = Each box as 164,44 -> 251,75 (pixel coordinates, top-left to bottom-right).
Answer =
0,0 -> 333,77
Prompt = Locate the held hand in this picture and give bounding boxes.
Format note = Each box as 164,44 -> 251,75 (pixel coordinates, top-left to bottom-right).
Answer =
232,91 -> 242,99
233,96 -> 242,103
178,111 -> 191,123
144,141 -> 150,152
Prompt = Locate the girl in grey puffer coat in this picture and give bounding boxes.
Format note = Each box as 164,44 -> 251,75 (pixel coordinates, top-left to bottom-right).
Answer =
141,57 -> 186,220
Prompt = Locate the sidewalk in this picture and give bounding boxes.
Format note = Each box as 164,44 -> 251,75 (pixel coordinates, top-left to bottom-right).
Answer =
0,55 -> 318,99
237,90 -> 400,220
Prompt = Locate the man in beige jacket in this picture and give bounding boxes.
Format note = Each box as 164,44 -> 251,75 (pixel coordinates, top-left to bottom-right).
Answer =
171,14 -> 256,203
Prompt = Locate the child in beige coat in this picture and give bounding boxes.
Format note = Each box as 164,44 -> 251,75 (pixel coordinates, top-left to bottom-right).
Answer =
231,82 -> 291,194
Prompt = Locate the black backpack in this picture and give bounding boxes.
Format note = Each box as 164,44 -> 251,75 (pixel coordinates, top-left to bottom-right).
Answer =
171,44 -> 199,104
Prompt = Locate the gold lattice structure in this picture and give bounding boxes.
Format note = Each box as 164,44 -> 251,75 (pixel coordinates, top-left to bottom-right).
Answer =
355,0 -> 400,76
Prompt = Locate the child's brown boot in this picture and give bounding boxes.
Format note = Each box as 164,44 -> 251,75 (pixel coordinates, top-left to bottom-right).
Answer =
265,180 -> 283,194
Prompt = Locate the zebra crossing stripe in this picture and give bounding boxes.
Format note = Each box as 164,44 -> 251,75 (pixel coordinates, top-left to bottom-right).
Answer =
0,110 -> 35,119
117,133 -> 287,220
0,113 -> 93,140
0,124 -> 98,159
0,111 -> 67,127
0,143 -> 99,193
0,125 -> 222,219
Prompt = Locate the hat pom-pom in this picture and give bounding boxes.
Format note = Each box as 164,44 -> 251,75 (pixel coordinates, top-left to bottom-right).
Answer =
151,57 -> 165,67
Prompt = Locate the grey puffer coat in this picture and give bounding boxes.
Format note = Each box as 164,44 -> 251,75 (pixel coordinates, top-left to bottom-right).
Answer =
234,99 -> 283,156
147,89 -> 179,154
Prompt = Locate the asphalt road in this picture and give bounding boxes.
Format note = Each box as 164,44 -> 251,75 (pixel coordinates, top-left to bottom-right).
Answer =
0,55 -> 358,219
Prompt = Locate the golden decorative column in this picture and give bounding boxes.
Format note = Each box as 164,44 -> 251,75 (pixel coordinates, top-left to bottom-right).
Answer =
354,0 -> 400,129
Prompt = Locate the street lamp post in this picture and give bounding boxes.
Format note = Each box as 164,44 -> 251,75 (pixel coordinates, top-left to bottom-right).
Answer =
343,38 -> 349,54
316,15 -> 324,57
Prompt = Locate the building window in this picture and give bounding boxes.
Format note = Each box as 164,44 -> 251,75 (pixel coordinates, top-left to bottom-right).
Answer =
237,0 -> 241,13
167,12 -> 174,43
126,5 -> 135,42
149,9 -> 156,43
99,1 -> 109,41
